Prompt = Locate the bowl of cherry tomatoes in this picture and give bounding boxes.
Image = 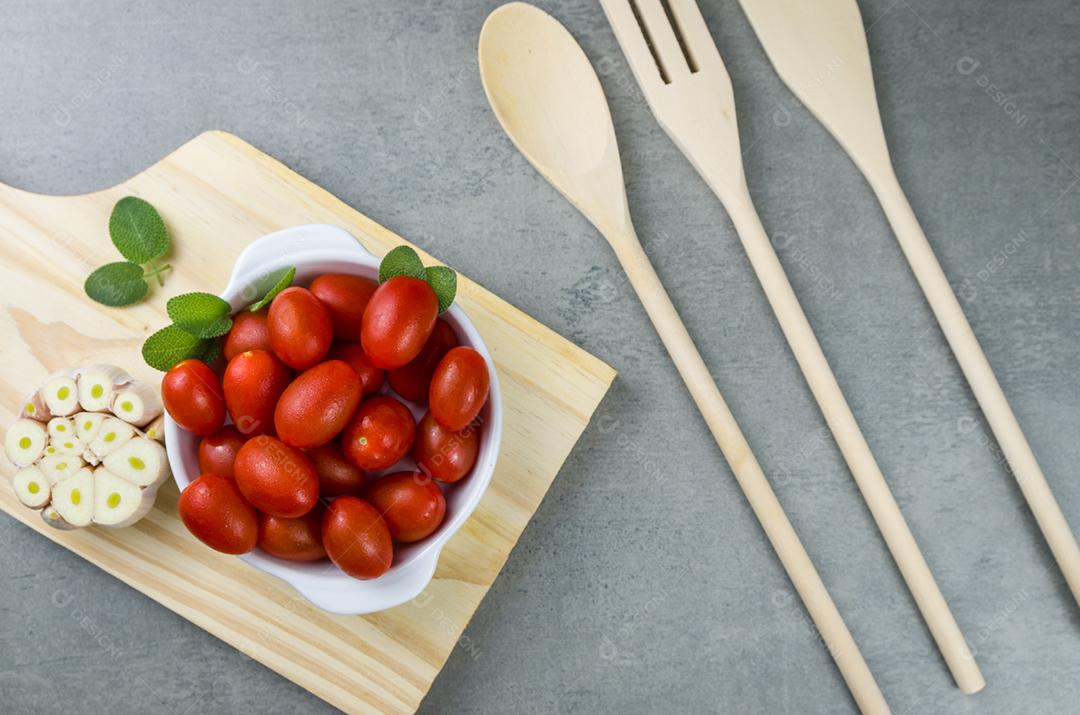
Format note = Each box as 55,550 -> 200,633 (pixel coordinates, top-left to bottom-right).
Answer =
163,224 -> 502,614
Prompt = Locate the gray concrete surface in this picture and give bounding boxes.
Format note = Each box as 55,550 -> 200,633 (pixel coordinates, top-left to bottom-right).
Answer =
1,1 -> 1078,713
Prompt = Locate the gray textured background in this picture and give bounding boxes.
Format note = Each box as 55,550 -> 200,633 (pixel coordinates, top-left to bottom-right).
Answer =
1,1 -> 1078,713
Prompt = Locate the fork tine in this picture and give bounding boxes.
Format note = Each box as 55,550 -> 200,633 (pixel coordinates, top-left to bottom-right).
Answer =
599,0 -> 669,89
633,0 -> 692,80
665,0 -> 724,70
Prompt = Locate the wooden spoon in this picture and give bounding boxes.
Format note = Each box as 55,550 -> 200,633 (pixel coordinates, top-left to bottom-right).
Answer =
479,4 -> 889,713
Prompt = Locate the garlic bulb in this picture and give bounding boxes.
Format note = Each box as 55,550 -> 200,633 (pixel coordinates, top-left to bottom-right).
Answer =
4,364 -> 172,531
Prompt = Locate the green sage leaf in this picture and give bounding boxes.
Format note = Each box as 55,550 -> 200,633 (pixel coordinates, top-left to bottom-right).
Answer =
109,196 -> 169,264
84,262 -> 149,307
378,245 -> 426,283
247,266 -> 296,312
141,325 -> 208,372
167,292 -> 233,338
425,265 -> 457,313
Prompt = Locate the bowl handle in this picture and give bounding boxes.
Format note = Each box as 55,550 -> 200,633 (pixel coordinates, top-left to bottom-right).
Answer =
225,224 -> 376,306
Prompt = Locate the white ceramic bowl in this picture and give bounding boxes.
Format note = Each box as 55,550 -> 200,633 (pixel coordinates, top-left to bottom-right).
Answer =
165,224 -> 502,614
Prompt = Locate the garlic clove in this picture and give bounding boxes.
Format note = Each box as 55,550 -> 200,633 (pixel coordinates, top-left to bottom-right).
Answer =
42,375 -> 79,416
50,467 -> 94,527
92,467 -> 153,528
102,437 -> 170,488
5,419 -> 48,467
86,417 -> 136,459
12,466 -> 51,509
38,454 -> 86,484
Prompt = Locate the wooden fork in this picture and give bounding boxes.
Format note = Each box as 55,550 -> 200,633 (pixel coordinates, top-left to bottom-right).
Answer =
600,0 -> 984,694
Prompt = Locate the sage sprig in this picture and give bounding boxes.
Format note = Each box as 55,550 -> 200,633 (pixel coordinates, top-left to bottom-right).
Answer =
141,271 -> 296,372
85,197 -> 172,306
378,246 -> 457,313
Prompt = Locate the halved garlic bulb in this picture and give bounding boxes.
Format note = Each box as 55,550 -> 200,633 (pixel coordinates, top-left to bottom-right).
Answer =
6,364 -> 170,532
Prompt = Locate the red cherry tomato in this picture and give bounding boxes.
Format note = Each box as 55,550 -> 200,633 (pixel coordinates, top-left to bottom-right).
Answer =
268,287 -> 333,369
310,273 -> 378,341
360,276 -> 439,369
387,319 -> 458,402
223,350 -> 291,437
327,342 -> 385,397
366,471 -> 446,543
197,425 -> 247,479
413,411 -> 479,483
223,309 -> 272,361
429,347 -> 490,431
274,360 -> 362,448
162,359 -> 226,437
307,442 -> 367,497
322,496 -> 393,579
258,506 -> 327,562
178,474 -> 258,554
234,435 -> 319,518
342,396 -> 416,471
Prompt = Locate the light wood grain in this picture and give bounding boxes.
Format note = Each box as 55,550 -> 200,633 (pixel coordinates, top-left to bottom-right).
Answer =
479,5 -> 889,714
0,129 -> 615,714
739,0 -> 1080,652
601,0 -> 985,699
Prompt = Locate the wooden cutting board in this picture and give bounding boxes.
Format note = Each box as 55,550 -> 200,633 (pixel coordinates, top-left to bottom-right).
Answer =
0,130 -> 615,714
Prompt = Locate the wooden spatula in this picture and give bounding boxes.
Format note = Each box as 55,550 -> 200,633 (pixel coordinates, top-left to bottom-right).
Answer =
600,0 -> 983,695
479,4 -> 889,713
738,0 -> 1080,613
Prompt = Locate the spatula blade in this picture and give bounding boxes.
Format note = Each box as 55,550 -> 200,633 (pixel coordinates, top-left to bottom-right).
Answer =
737,0 -> 890,170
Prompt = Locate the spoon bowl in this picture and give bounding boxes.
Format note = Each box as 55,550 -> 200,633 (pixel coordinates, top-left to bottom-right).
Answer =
479,2 -> 630,239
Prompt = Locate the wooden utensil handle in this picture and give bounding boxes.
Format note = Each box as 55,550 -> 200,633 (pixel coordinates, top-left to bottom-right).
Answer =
870,166 -> 1080,607
613,234 -> 890,715
722,190 -> 985,694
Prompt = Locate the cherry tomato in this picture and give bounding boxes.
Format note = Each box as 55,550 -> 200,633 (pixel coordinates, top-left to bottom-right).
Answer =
387,319 -> 458,402
310,273 -> 378,341
223,309 -> 272,361
274,360 -> 362,448
327,342 -> 385,397
234,435 -> 319,518
429,347 -> 490,431
197,425 -> 246,479
178,474 -> 258,554
413,411 -> 479,483
360,276 -> 439,369
223,350 -> 291,436
258,506 -> 327,562
322,496 -> 393,579
268,287 -> 333,369
307,442 -> 367,497
366,471 -> 446,543
162,359 -> 226,437
342,395 -> 415,471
